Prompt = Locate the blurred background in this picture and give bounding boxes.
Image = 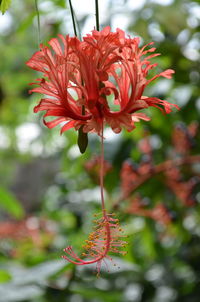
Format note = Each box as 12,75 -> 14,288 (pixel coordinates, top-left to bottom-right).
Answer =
0,0 -> 200,301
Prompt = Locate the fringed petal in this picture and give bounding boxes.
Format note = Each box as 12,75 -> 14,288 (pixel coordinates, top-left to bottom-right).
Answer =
43,117 -> 67,129
60,120 -> 76,134
48,37 -> 63,56
27,28 -> 177,136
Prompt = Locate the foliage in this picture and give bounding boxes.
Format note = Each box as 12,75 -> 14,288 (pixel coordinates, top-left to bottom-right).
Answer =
0,0 -> 11,14
0,186 -> 24,219
0,0 -> 200,301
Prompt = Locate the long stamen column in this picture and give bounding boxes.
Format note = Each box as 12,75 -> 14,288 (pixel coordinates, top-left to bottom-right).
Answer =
62,125 -> 127,275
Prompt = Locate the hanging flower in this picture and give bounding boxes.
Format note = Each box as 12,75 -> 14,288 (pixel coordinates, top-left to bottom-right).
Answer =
27,26 -> 179,274
26,26 -> 179,135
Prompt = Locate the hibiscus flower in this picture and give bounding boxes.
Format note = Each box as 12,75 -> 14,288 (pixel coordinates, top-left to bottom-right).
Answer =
27,27 -> 179,274
26,26 -> 178,135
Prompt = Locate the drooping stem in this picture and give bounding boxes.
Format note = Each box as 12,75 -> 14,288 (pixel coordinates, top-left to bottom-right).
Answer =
34,0 -> 41,47
100,124 -> 106,217
68,0 -> 77,37
95,0 -> 100,31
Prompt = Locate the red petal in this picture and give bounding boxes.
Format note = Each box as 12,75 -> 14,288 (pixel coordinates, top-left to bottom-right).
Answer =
44,117 -> 67,129
48,38 -> 63,56
60,121 -> 76,134
44,109 -> 68,117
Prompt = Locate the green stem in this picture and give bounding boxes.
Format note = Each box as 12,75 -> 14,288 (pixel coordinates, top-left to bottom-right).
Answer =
95,0 -> 100,31
74,13 -> 81,40
69,0 -> 77,37
34,0 -> 41,46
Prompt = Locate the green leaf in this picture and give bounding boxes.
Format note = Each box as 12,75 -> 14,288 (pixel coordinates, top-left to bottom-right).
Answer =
17,12 -> 36,33
54,0 -> 66,8
0,0 -> 11,14
0,186 -> 24,219
0,270 -> 12,283
72,286 -> 122,302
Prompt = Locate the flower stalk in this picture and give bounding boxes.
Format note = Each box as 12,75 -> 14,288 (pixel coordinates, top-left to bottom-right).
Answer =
95,0 -> 100,31
68,0 -> 77,37
100,124 -> 106,216
34,0 -> 41,47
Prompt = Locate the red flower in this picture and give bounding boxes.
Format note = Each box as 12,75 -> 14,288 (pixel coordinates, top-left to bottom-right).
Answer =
26,27 -> 179,135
